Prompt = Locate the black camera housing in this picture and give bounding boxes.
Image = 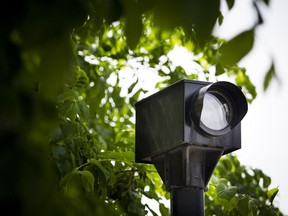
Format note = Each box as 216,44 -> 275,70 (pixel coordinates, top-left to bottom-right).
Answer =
135,79 -> 245,163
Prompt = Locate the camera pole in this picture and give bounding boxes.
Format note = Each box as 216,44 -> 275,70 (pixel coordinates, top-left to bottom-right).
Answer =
171,188 -> 204,216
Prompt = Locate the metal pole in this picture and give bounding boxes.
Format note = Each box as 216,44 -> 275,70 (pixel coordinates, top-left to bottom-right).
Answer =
171,188 -> 204,216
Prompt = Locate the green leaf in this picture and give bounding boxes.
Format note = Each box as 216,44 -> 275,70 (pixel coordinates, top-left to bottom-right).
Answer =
248,198 -> 257,213
215,63 -> 225,75
62,100 -> 79,121
51,145 -> 66,161
98,151 -> 134,166
128,200 -> 147,215
75,67 -> 89,88
267,187 -> 279,204
263,175 -> 272,188
50,126 -> 62,142
88,158 -> 111,181
143,189 -> 159,201
62,171 -> 83,195
58,89 -> 79,101
123,1 -> 143,49
263,62 -> 276,91
77,100 -> 89,120
115,128 -> 135,145
211,176 -> 228,186
220,30 -> 254,66
218,11 -> 224,26
259,206 -> 278,216
125,15 -> 143,49
235,69 -> 257,103
159,203 -> 170,216
189,0 -> 221,47
129,190 -> 140,199
77,170 -> 95,192
238,196 -> 252,216
216,183 -> 237,201
226,0 -> 235,10
127,80 -> 138,94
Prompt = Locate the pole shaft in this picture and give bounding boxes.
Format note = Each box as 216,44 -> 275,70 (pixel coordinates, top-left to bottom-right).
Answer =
171,188 -> 204,216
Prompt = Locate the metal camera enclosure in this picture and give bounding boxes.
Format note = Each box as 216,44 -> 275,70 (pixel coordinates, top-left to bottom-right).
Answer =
135,80 -> 242,161
135,79 -> 246,190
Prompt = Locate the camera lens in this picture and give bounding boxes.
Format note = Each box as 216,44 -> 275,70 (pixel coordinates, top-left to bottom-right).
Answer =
200,92 -> 232,131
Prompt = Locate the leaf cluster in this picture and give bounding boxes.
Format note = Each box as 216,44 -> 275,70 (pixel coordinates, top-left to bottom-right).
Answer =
205,154 -> 282,215
0,0 -> 282,215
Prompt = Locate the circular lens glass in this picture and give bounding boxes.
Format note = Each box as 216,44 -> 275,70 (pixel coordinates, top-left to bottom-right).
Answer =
200,92 -> 231,131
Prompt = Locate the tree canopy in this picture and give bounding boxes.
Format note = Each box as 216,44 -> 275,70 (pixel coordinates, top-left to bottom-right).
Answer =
0,0 -> 282,215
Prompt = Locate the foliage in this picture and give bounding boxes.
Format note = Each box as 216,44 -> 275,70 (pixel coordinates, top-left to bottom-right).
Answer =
206,154 -> 281,215
0,0 -> 283,215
